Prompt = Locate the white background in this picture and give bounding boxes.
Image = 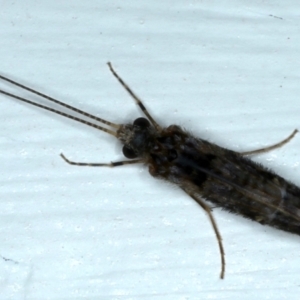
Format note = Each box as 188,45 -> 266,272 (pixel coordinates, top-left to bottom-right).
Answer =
0,1 -> 300,299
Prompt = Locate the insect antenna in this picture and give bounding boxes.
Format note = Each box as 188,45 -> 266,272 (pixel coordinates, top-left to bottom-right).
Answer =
0,74 -> 119,137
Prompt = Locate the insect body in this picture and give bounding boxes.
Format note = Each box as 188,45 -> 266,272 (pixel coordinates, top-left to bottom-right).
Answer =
0,63 -> 299,279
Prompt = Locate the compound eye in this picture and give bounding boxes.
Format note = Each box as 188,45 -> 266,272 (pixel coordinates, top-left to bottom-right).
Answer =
122,146 -> 138,159
133,117 -> 150,128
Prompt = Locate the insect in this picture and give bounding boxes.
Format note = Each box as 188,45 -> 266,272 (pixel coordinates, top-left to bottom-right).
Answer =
0,63 -> 299,279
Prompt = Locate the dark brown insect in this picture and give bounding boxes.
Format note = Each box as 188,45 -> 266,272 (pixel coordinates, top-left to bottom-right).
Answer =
0,63 -> 299,279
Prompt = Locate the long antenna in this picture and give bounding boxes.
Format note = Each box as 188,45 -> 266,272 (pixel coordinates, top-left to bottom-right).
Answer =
0,74 -> 120,129
0,81 -> 118,137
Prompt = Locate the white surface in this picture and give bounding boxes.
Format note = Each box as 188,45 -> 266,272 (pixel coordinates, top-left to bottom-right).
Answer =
0,1 -> 300,299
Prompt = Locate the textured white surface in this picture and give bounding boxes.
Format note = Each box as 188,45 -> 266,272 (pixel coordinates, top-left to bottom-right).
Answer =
0,1 -> 300,299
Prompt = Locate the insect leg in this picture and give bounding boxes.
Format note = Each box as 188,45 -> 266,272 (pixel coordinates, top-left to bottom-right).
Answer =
240,129 -> 298,156
181,187 -> 225,279
107,62 -> 161,131
60,153 -> 143,167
